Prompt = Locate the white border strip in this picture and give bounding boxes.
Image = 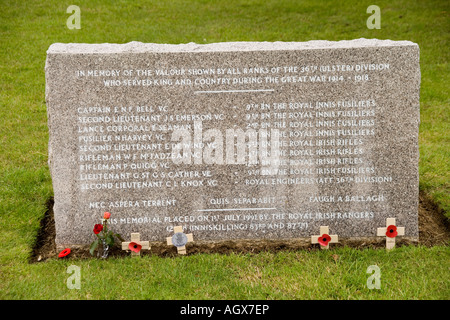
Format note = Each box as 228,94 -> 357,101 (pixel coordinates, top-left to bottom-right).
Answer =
197,207 -> 277,212
194,89 -> 274,94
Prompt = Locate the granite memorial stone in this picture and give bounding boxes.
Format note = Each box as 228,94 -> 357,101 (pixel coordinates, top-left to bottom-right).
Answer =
45,39 -> 420,247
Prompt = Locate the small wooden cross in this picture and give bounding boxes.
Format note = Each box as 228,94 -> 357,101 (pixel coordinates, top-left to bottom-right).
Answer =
167,226 -> 194,255
122,233 -> 150,256
377,218 -> 405,250
311,226 -> 338,249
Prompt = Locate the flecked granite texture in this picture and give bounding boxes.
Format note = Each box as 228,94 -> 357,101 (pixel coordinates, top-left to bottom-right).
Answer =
46,39 -> 420,247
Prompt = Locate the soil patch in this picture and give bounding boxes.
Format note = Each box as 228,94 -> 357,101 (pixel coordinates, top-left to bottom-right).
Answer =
30,191 -> 449,262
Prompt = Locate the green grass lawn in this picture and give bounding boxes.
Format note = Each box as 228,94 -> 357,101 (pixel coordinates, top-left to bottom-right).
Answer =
0,0 -> 448,300
2,247 -> 449,299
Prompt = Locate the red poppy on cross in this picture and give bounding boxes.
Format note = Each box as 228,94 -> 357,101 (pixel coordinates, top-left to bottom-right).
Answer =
311,226 -> 338,249
122,233 -> 150,256
377,218 -> 405,250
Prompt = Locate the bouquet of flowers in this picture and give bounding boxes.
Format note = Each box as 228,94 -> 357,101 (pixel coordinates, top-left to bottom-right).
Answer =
90,212 -> 123,258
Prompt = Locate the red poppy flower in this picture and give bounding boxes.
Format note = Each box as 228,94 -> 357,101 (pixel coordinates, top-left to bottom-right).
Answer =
386,225 -> 398,238
93,224 -> 103,234
103,212 -> 111,219
318,234 -> 331,246
58,248 -> 71,258
129,242 -> 142,253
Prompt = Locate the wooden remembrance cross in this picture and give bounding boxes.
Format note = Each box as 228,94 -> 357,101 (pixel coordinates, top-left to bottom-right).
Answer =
122,233 -> 150,256
167,226 -> 194,255
377,218 -> 405,250
311,226 -> 338,250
